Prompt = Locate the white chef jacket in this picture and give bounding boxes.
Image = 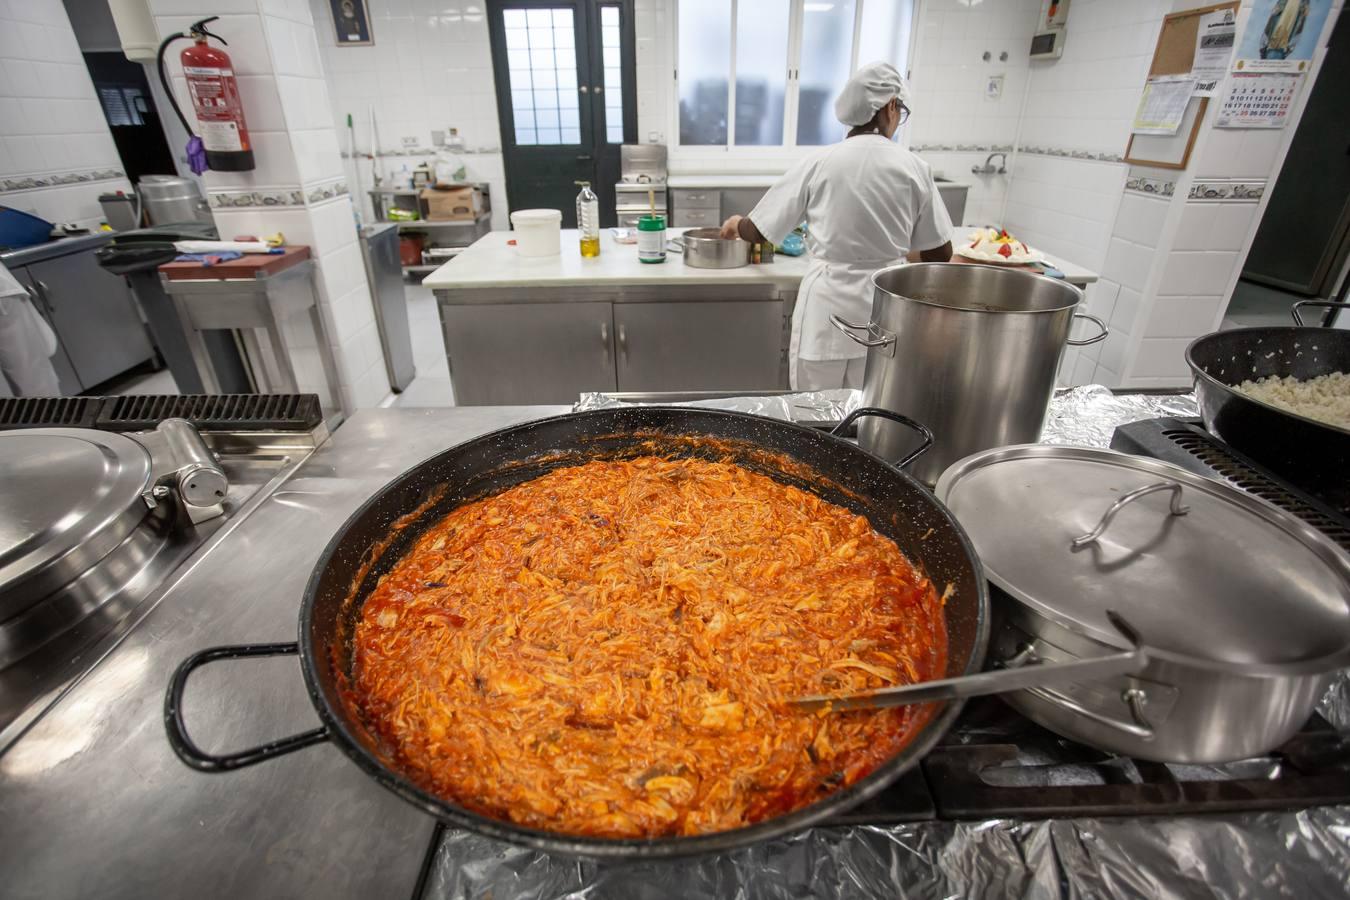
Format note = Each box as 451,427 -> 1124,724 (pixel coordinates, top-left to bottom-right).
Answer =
0,261 -> 60,397
747,135 -> 952,363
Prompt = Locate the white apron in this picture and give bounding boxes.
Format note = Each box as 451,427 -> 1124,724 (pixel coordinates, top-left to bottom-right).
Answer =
787,257 -> 901,388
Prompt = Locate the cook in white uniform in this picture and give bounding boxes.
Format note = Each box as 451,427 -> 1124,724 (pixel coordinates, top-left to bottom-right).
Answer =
0,260 -> 61,397
720,62 -> 953,390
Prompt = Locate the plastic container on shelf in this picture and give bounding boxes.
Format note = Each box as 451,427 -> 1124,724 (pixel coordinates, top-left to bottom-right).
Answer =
575,181 -> 600,257
636,214 -> 666,263
509,209 -> 562,257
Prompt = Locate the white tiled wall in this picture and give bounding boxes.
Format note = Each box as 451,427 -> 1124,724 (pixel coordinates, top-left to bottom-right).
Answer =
0,0 -> 131,230
907,0 -> 1039,150
149,0 -> 390,412
306,0 -> 508,228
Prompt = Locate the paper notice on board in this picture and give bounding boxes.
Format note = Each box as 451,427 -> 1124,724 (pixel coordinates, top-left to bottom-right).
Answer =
1132,75 -> 1196,135
1191,9 -> 1237,96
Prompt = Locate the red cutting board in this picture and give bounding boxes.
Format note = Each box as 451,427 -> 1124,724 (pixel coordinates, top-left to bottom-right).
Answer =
159,245 -> 311,280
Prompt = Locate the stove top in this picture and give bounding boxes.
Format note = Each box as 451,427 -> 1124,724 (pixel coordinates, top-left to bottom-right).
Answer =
824,698 -> 1350,825
0,394 -> 326,750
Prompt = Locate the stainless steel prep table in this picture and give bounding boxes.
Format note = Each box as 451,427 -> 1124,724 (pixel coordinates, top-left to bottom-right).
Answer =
0,406 -> 564,900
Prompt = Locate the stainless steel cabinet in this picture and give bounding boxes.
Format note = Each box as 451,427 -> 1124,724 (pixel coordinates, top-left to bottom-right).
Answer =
612,301 -> 784,393
441,302 -> 616,404
21,252 -> 154,390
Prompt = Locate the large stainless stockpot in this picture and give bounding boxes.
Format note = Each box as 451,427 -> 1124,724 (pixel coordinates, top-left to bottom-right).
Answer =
833,263 -> 1107,485
936,445 -> 1350,763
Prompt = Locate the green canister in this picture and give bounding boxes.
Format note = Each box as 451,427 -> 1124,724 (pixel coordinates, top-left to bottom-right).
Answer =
637,214 -> 667,263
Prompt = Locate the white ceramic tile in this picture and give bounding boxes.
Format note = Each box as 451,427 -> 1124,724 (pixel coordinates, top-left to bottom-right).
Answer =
1173,203 -> 1216,251
1111,285 -> 1143,336
1101,237 -> 1155,292
1157,251 -> 1201,296
1113,193 -> 1168,250
1143,295 -> 1224,339
235,75 -> 287,132
1098,326 -> 1130,374
1084,278 -> 1120,322
1207,203 -> 1258,253
1131,337 -> 1193,379
1191,250 -> 1241,297
308,194 -> 358,253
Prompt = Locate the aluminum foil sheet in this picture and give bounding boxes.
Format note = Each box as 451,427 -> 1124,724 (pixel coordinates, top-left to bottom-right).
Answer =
442,386 -> 1350,900
575,385 -> 1199,451
426,809 -> 1350,899
573,389 -> 861,426
1039,385 -> 1200,447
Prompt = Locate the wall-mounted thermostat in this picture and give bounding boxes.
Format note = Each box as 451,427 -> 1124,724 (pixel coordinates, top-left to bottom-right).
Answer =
1030,26 -> 1066,59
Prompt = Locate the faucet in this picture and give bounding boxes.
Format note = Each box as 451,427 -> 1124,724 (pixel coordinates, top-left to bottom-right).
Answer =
972,152 -> 1008,175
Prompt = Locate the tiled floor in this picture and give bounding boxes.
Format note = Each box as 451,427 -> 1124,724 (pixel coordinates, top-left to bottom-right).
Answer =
394,283 -> 456,407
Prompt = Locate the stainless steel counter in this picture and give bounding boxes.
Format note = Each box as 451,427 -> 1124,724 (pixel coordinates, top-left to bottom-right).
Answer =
0,407 -> 564,900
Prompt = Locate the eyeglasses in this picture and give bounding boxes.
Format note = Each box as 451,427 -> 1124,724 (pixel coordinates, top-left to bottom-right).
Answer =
897,104 -> 911,126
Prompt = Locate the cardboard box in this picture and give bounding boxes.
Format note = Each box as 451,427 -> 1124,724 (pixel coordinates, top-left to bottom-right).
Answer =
421,186 -> 484,221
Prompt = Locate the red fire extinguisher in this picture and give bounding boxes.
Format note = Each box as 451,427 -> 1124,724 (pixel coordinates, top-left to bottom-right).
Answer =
157,17 -> 255,173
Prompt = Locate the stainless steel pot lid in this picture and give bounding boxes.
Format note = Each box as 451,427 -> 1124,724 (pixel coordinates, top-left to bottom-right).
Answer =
0,428 -> 153,617
935,445 -> 1350,674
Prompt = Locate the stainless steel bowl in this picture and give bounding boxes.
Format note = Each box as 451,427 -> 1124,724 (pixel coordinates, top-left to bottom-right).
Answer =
678,228 -> 750,269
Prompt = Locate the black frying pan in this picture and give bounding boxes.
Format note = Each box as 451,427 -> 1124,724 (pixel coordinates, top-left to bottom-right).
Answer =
1185,301 -> 1350,513
163,407 -> 988,858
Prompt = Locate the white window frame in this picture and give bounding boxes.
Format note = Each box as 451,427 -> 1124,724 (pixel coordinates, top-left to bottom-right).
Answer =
669,0 -> 916,157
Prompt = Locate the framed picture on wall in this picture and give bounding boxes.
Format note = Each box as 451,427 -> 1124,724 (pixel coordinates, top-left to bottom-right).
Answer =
329,0 -> 374,46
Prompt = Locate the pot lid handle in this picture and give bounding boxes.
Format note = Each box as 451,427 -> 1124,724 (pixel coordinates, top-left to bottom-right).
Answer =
1070,481 -> 1189,551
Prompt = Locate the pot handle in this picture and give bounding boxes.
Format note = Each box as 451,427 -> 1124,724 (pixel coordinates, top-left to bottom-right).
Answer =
833,407 -> 934,469
1071,481 -> 1189,551
164,642 -> 331,773
1021,684 -> 1156,741
1066,313 -> 1109,346
829,315 -> 896,356
1291,300 -> 1350,327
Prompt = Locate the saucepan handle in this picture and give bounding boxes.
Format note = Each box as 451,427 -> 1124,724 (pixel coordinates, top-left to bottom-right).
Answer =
1291,300 -> 1350,327
833,407 -> 934,469
164,642 -> 330,772
829,315 -> 896,355
1066,312 -> 1109,346
793,612 -> 1149,713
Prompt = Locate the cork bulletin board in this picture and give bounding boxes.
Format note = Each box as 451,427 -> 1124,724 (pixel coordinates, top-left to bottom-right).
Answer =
1125,2 -> 1240,170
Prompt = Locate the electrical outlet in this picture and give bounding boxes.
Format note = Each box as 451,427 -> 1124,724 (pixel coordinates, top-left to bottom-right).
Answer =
985,74 -> 1005,101
401,135 -> 419,149
431,130 -> 446,147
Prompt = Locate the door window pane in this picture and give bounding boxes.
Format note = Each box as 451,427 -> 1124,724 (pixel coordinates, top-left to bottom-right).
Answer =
796,0 -> 857,146
599,5 -> 626,145
504,6 -> 580,146
678,0 -> 730,145
734,0 -> 789,145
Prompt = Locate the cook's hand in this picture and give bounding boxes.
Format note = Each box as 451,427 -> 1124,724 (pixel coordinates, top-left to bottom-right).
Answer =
719,215 -> 743,240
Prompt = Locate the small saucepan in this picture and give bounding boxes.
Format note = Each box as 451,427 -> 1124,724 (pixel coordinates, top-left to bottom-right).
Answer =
671,228 -> 751,269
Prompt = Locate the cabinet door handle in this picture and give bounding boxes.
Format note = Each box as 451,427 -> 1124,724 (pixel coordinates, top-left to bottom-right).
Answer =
600,321 -> 610,363
35,280 -> 53,310
617,323 -> 627,358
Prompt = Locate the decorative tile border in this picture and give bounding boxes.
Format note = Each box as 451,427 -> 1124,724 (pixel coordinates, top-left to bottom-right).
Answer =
912,144 -> 1126,163
1,168 -> 125,193
911,143 -> 1015,153
1188,180 -> 1265,202
1125,175 -> 1175,197
1018,145 -> 1125,163
207,180 -> 350,210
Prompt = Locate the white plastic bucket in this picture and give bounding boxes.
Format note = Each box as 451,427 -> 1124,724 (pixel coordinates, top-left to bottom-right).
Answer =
509,208 -> 562,257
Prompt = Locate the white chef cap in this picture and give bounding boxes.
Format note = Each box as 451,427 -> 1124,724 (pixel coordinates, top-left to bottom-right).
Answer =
834,61 -> 910,126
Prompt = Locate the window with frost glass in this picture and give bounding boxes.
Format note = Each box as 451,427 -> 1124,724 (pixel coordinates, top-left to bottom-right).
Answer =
734,0 -> 790,146
677,0 -> 730,145
505,7 -> 576,145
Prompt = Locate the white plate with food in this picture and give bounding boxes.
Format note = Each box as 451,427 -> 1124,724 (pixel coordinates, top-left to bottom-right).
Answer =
956,228 -> 1042,266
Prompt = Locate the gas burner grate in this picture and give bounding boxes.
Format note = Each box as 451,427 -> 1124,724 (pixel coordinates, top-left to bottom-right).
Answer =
1161,429 -> 1350,546
0,394 -> 323,434
0,396 -> 101,430
1111,417 -> 1350,552
97,394 -> 323,431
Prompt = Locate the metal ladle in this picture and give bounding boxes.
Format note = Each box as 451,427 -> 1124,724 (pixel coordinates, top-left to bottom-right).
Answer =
792,612 -> 1147,713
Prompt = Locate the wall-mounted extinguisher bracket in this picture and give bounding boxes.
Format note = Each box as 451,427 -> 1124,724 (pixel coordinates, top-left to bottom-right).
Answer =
157,16 -> 256,173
